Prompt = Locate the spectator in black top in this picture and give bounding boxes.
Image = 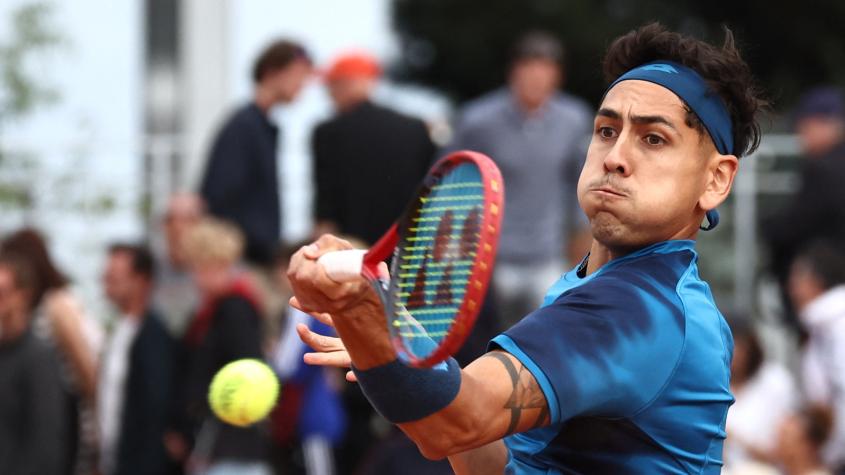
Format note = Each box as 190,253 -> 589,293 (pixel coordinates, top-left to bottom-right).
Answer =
200,40 -> 312,267
0,252 -> 67,475
312,52 -> 435,245
98,243 -> 175,475
168,217 -> 271,474
765,87 -> 845,322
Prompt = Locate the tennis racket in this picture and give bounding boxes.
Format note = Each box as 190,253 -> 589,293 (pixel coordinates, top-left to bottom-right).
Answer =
317,150 -> 504,368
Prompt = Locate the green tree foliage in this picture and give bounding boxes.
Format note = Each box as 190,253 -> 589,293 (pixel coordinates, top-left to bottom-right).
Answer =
0,2 -> 61,121
392,0 -> 845,111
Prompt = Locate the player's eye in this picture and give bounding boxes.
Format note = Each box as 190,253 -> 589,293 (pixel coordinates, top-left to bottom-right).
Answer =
644,134 -> 665,146
597,126 -> 617,139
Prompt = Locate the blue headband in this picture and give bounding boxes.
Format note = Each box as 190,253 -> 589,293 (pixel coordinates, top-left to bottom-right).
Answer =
608,61 -> 734,155
607,61 -> 732,231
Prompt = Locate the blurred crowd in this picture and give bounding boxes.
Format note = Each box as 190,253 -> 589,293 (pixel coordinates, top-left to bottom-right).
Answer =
0,31 -> 844,475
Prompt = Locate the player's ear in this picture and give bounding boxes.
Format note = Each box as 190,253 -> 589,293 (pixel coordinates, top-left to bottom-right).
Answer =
698,152 -> 738,211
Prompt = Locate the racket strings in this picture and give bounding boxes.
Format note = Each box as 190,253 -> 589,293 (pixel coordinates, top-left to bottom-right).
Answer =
389,163 -> 488,351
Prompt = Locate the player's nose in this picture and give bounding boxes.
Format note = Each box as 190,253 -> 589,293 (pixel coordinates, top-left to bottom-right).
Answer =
602,134 -> 632,176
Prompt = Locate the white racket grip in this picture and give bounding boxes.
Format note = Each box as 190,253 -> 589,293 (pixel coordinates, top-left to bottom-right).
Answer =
317,249 -> 367,282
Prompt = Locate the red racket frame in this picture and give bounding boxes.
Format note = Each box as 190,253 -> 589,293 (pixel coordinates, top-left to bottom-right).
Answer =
356,150 -> 504,367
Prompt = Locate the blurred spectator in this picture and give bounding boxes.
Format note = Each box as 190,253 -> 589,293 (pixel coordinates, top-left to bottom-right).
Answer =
764,87 -> 845,323
444,31 -> 593,325
269,243 -> 346,475
1,228 -> 103,475
312,51 -> 435,244
99,244 -> 175,475
0,253 -> 68,474
725,318 -> 798,469
153,192 -> 205,336
200,40 -> 312,268
775,406 -> 835,475
168,218 -> 271,475
788,241 -> 845,470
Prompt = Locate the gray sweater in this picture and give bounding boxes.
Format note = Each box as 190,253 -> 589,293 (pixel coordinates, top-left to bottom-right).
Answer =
446,88 -> 592,263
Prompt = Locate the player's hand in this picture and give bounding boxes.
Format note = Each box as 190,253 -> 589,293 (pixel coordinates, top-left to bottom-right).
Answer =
296,322 -> 357,382
287,234 -> 374,315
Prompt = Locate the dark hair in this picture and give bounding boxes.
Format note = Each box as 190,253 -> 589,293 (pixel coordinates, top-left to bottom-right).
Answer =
1,228 -> 67,307
794,240 -> 845,290
108,243 -> 156,281
0,252 -> 40,307
727,317 -> 764,381
252,40 -> 310,83
602,22 -> 766,157
511,31 -> 564,65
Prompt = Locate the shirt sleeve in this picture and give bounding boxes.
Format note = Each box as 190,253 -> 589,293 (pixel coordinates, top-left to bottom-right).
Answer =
490,275 -> 685,424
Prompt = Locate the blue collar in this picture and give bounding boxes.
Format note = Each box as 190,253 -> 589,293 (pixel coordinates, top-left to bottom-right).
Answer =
542,240 -> 697,307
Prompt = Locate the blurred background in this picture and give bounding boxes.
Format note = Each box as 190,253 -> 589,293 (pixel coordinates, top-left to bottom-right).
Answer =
1,0 -> 844,474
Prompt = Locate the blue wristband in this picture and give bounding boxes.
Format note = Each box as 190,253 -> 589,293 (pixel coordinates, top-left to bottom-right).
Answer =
353,358 -> 462,423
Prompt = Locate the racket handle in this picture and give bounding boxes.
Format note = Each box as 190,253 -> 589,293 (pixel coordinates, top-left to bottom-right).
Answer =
317,249 -> 367,282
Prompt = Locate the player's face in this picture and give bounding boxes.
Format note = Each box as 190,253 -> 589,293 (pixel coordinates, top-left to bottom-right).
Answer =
578,80 -> 736,250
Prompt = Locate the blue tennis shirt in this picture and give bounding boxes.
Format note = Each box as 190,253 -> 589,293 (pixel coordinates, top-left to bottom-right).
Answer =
489,239 -> 734,474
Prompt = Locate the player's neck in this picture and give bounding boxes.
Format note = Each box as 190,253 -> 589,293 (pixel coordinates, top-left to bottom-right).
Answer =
584,242 -> 614,275
585,233 -> 696,275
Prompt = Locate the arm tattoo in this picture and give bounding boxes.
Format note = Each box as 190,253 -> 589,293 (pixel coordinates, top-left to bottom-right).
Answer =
486,352 -> 549,435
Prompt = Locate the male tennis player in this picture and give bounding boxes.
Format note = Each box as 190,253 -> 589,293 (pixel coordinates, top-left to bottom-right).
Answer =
288,23 -> 765,474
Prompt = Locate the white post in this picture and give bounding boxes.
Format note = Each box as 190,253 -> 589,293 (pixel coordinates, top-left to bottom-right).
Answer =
178,0 -> 230,191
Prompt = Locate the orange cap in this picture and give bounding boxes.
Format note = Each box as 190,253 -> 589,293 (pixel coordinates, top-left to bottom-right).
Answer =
323,53 -> 381,81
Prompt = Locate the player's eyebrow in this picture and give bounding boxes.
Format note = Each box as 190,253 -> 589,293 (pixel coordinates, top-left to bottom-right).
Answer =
629,113 -> 678,132
597,107 -> 679,132
596,108 -> 621,120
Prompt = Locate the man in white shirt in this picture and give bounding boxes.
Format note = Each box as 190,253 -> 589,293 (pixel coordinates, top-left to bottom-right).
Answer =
99,244 -> 175,475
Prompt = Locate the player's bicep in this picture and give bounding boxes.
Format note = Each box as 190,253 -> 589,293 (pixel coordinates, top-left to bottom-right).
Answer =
461,350 -> 551,436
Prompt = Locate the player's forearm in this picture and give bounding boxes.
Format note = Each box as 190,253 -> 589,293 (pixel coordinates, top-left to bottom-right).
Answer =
397,367 -> 507,459
397,351 -> 549,460
330,295 -> 396,369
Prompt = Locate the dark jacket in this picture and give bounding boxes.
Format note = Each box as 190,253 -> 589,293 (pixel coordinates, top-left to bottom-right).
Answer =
200,103 -> 280,266
765,140 -> 845,277
0,329 -> 67,475
313,100 -> 435,245
114,311 -> 175,475
176,277 -> 268,463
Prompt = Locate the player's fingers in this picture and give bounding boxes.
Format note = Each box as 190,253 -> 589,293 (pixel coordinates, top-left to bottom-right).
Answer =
289,296 -> 319,315
303,351 -> 352,368
296,323 -> 345,352
311,311 -> 334,327
304,234 -> 355,259
289,297 -> 334,326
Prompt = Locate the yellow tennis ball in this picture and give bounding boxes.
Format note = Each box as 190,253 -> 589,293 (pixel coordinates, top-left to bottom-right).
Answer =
208,359 -> 280,427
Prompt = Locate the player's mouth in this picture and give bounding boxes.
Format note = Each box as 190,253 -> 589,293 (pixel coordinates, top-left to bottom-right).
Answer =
590,186 -> 627,198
